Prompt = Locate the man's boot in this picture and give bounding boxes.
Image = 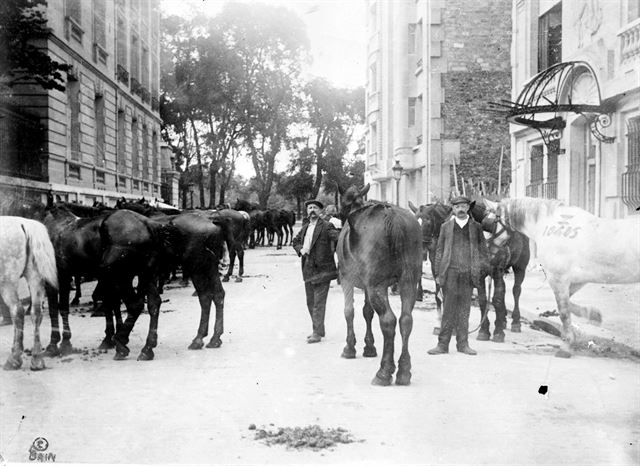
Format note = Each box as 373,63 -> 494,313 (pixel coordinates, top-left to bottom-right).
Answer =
428,344 -> 449,355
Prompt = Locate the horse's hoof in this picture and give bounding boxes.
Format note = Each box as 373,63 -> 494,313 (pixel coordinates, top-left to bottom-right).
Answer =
98,339 -> 115,350
43,344 -> 60,358
492,332 -> 506,343
371,375 -> 391,386
341,347 -> 356,359
477,331 -> 491,341
235,277 -> 243,283
206,338 -> 222,348
3,356 -> 22,370
395,372 -> 411,386
137,349 -> 154,361
188,340 -> 204,350
113,351 -> 128,361
363,347 -> 377,358
511,323 -> 522,333
59,340 -> 73,356
555,349 -> 572,358
222,276 -> 230,283
30,356 -> 46,371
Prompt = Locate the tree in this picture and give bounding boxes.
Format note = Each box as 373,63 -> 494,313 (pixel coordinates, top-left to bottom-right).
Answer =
278,147 -> 315,215
216,2 -> 310,208
302,79 -> 365,198
0,0 -> 70,92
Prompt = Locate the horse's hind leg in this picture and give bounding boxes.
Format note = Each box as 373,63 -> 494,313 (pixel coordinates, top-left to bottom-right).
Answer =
44,283 -> 61,356
138,275 -> 161,361
368,286 -> 397,386
236,247 -> 244,282
222,248 -> 236,282
27,281 -> 45,371
188,274 -> 212,350
362,290 -> 376,358
510,266 -> 526,332
113,277 -> 144,360
340,279 -> 357,359
549,277 -> 575,358
207,272 -> 225,348
2,287 -> 24,370
395,278 -> 417,385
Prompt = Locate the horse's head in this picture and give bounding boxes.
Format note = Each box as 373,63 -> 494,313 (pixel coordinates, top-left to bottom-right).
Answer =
472,198 -> 512,254
413,203 -> 451,255
339,184 -> 370,221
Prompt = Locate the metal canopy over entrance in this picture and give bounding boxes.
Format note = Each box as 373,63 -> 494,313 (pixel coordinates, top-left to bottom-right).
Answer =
490,61 -> 615,146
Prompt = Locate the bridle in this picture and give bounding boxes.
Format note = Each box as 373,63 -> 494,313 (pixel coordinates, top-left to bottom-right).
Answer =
482,210 -> 511,255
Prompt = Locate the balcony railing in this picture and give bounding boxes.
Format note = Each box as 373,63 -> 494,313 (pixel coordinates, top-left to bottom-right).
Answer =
525,183 -> 543,198
116,64 -> 129,85
619,18 -> 640,63
622,165 -> 640,208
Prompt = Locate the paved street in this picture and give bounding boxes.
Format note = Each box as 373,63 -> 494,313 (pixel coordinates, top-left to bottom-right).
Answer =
0,231 -> 638,465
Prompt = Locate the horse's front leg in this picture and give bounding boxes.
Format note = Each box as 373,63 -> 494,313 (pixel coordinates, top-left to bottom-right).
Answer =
222,247 -> 236,283
368,286 -> 397,386
44,283 -> 61,356
2,289 -> 24,370
395,278 -> 417,386
57,278 -> 73,356
70,275 -> 82,305
236,248 -> 244,282
28,285 -> 45,371
340,278 -> 356,359
510,266 -> 526,332
113,278 -> 144,360
549,277 -> 575,358
490,271 -> 507,343
475,276 -> 489,342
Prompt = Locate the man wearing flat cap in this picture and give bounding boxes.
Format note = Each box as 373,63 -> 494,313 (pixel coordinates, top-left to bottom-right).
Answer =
292,199 -> 340,343
428,195 -> 488,356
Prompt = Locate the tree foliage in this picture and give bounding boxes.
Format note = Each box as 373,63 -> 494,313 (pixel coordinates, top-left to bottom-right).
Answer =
0,0 -> 70,92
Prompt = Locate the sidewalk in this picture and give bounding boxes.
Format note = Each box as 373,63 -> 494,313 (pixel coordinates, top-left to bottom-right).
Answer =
420,264 -> 640,355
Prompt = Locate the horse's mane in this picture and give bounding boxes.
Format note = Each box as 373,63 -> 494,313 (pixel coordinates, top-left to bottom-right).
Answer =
501,197 -> 564,231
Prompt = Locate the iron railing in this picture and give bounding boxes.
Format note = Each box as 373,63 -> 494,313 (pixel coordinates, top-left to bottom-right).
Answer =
622,165 -> 640,208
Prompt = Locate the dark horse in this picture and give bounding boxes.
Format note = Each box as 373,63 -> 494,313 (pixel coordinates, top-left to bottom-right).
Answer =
233,199 -> 267,248
411,199 -> 529,341
470,200 -> 530,340
337,184 -> 422,386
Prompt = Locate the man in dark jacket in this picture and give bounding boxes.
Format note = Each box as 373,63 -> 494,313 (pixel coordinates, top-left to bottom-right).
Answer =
292,199 -> 340,343
428,196 -> 488,355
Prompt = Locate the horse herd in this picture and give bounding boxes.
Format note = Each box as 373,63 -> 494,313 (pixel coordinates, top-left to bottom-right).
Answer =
2,186 -> 637,385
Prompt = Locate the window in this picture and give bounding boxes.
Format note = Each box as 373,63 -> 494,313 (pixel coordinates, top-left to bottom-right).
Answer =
68,163 -> 81,179
142,124 -> 149,179
152,130 -> 158,181
65,0 -> 83,43
530,144 -> 544,183
118,176 -> 127,188
408,98 -> 416,127
93,0 -> 107,64
630,0 -> 640,21
370,122 -> 377,156
538,3 -> 562,71
131,118 -> 139,177
141,45 -> 149,90
117,109 -> 127,171
547,140 -> 559,181
628,116 -> 640,168
96,171 -> 105,184
94,93 -> 105,166
408,24 -> 416,54
369,62 -> 377,93
130,35 -> 140,90
116,13 -> 127,71
68,79 -> 81,161
416,20 -> 423,68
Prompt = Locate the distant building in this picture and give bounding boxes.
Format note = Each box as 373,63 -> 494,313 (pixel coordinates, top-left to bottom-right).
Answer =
364,0 -> 512,206
507,0 -> 640,218
0,0 -> 172,206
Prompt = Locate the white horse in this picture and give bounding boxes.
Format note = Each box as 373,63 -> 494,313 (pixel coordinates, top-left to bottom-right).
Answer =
0,216 -> 58,370
489,197 -> 640,357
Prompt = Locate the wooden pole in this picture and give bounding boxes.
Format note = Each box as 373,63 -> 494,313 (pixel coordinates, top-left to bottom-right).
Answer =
498,145 -> 504,196
452,157 -> 460,196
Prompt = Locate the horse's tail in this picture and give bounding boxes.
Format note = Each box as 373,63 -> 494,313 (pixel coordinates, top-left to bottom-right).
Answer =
385,209 -> 421,284
23,220 -> 58,290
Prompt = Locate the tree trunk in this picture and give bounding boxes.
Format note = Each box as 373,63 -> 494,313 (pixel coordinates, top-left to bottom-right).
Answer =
189,117 -> 206,208
208,162 -> 218,208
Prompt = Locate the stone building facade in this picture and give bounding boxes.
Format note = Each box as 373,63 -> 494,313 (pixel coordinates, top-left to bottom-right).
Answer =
0,0 -> 171,206
364,0 -> 512,206
508,0 -> 640,218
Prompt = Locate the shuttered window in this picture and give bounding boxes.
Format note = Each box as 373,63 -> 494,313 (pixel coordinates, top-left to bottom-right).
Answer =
93,0 -> 106,47
538,3 -> 562,72
530,144 -> 544,183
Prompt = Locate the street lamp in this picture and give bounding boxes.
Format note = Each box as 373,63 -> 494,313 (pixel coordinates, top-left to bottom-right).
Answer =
392,159 -> 404,206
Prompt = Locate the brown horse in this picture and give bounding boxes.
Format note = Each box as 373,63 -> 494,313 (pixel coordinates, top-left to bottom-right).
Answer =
337,184 -> 422,386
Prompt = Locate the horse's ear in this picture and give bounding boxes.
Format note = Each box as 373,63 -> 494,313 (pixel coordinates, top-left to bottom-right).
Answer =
408,200 -> 418,213
360,183 -> 370,197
